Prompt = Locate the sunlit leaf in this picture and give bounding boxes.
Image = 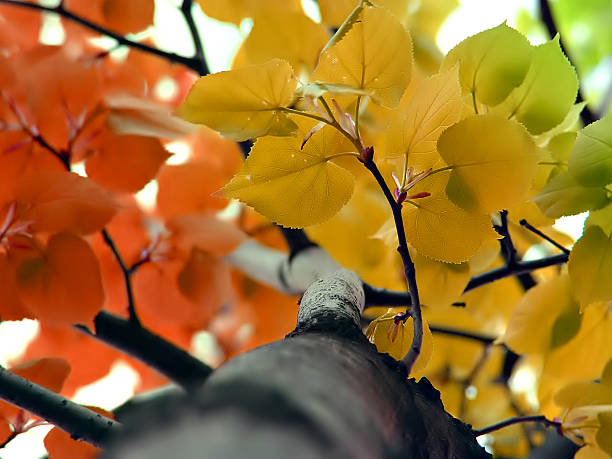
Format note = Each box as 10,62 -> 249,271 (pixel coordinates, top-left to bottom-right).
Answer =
568,111 -> 612,187
440,23 -> 532,108
400,174 -> 498,263
532,170 -> 609,218
167,215 -> 247,257
366,309 -> 433,372
223,120 -> 355,228
492,36 -> 578,135
312,5 -> 413,108
384,65 -> 462,169
178,59 -> 298,141
195,0 -> 302,25
438,114 -> 540,213
569,225 -> 612,306
413,250 -> 470,309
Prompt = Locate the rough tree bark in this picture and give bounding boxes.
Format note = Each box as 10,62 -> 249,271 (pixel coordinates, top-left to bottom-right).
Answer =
104,270 -> 490,459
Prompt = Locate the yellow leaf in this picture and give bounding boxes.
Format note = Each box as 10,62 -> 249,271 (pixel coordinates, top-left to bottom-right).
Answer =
312,5 -> 413,108
384,65 -> 463,169
440,23 -> 532,108
502,273 -> 577,354
195,0 -> 302,25
232,10 -> 330,75
223,120 -> 355,228
401,174 -> 498,263
366,309 -> 433,372
438,114 -> 540,213
413,250 -> 470,309
569,226 -> 612,307
178,59 -> 298,141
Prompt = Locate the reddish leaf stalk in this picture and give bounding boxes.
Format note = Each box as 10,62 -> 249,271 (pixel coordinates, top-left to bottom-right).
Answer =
363,156 -> 423,375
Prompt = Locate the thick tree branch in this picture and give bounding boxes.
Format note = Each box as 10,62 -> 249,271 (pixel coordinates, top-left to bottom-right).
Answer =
0,365 -> 120,447
76,311 -> 213,392
0,0 -> 203,73
539,0 -> 596,125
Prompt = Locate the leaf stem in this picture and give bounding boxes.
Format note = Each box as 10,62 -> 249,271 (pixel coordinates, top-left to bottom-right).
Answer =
472,415 -> 561,437
0,0 -> 203,73
363,157 -> 423,374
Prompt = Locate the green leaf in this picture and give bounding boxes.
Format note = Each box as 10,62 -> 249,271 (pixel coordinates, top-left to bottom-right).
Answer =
312,5 -> 413,108
223,120 -> 355,228
568,111 -> 612,186
437,114 -> 540,213
492,36 -> 578,135
532,170 -> 608,218
178,59 -> 298,141
440,23 -> 532,107
569,225 -> 612,306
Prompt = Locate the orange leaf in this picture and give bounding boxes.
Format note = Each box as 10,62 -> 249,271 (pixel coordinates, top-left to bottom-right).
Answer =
85,132 -> 170,193
16,233 -> 105,325
167,215 -> 246,257
44,406 -> 112,459
0,255 -> 35,321
0,418 -> 11,445
178,248 -> 232,305
14,171 -> 118,235
102,0 -> 155,34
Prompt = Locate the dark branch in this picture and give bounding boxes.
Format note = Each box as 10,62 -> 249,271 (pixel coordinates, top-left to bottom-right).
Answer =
179,0 -> 209,75
364,252 -> 568,308
363,156 -> 423,374
101,229 -> 141,325
495,210 -> 537,291
473,415 -> 561,437
539,0 -> 596,125
429,325 -> 496,345
77,311 -> 213,391
0,365 -> 120,447
520,219 -> 570,254
0,0 -> 202,73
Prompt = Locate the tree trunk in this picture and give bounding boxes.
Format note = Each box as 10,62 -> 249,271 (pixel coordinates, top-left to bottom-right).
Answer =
104,271 -> 490,459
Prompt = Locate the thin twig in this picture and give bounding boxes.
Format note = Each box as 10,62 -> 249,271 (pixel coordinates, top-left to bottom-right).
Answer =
460,344 -> 491,418
496,210 -> 536,291
539,0 -> 596,125
101,229 -> 141,326
473,415 -> 561,437
520,219 -> 570,254
428,325 -> 496,345
363,157 -> 423,374
0,0 -> 202,73
179,0 -> 209,75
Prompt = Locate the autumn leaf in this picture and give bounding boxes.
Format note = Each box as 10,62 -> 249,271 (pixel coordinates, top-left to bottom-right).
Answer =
492,36 -> 578,135
568,225 -> 612,307
533,169 -> 609,218
568,110 -> 612,187
178,59 -> 298,141
312,5 -> 413,108
384,65 -> 463,169
223,120 -> 355,228
413,250 -> 470,309
14,171 -> 118,236
232,9 -> 330,74
85,132 -> 171,193
366,309 -> 433,372
440,23 -> 532,108
502,273 -> 578,354
438,114 -> 540,213
167,215 -> 247,257
194,0 -> 302,25
399,174 -> 498,263
16,233 -> 105,325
